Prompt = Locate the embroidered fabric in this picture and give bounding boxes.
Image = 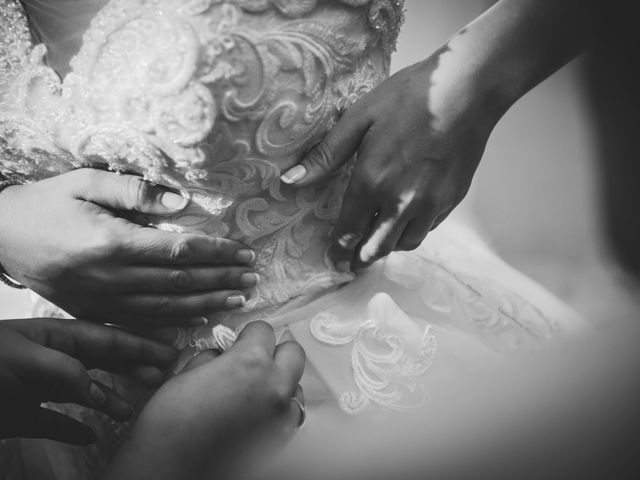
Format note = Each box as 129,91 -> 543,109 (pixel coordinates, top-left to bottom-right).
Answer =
0,0 -> 404,334
0,2 -> 588,478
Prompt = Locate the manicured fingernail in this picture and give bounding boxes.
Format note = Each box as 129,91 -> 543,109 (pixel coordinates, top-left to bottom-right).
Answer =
161,191 -> 189,211
236,249 -> 256,264
90,382 -> 106,405
336,260 -> 351,273
338,233 -> 360,249
226,294 -> 246,308
240,272 -> 260,287
280,165 -> 307,184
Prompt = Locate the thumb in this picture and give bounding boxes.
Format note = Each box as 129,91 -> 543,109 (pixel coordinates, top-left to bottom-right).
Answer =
71,168 -> 189,215
280,109 -> 370,187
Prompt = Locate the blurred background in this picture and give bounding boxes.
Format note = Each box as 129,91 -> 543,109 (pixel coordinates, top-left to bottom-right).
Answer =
393,0 -> 639,326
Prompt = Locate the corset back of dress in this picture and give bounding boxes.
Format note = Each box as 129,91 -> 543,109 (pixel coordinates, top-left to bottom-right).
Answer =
0,0 -> 404,331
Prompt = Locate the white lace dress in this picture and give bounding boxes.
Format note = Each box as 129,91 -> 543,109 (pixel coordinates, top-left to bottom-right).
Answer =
0,0 -> 586,478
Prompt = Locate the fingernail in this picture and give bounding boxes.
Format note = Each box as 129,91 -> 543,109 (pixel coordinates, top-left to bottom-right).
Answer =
236,249 -> 256,264
336,260 -> 351,273
280,165 -> 307,184
338,233 -> 360,249
240,272 -> 260,287
226,294 -> 246,308
90,382 -> 106,405
161,191 -> 189,211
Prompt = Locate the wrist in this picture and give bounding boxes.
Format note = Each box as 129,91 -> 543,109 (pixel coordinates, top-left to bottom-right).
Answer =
411,53 -> 504,146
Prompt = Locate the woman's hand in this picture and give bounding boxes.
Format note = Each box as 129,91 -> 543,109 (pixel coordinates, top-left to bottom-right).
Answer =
0,169 -> 259,326
280,57 -> 495,271
281,0 -> 596,272
0,317 -> 177,445
104,321 -> 305,480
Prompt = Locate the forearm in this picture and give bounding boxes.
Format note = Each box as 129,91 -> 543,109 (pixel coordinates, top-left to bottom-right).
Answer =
422,0 -> 598,132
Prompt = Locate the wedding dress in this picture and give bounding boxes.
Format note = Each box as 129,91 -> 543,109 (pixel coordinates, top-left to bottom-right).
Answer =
0,0 -> 587,478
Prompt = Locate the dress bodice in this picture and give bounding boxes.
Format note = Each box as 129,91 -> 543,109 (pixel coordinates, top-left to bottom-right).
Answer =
0,0 -> 405,330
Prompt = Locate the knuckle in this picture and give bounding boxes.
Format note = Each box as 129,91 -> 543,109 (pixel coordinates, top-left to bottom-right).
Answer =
168,270 -> 189,291
239,346 -> 272,373
155,296 -> 174,315
170,238 -> 192,263
208,238 -> 226,262
306,141 -> 335,171
61,356 -> 87,381
88,229 -> 121,257
126,176 -> 150,210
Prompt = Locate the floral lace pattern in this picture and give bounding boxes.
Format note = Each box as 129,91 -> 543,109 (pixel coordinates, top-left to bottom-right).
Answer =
310,293 -> 438,413
0,0 -> 404,341
2,0 -> 574,422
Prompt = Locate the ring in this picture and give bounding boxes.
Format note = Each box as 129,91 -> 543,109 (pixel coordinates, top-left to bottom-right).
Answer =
291,384 -> 306,428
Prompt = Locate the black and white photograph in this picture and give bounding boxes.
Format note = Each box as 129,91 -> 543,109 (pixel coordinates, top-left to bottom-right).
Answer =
1,1 -> 639,478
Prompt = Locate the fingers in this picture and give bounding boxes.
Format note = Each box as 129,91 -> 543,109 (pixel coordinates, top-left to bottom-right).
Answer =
112,290 -> 248,321
123,229 -> 255,266
20,407 -> 96,446
396,219 -> 433,252
280,108 -> 371,187
115,325 -> 180,346
233,321 -> 277,359
84,382 -> 132,422
132,365 -> 170,387
274,341 -> 305,389
329,178 -> 378,273
120,265 -> 259,294
15,318 -> 178,371
355,208 -> 407,269
70,168 -> 189,215
15,343 -> 131,421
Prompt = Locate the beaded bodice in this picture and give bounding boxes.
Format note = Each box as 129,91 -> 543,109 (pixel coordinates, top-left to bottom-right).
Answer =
0,0 -> 404,328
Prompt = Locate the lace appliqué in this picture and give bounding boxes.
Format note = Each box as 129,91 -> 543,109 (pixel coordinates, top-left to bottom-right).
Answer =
310,293 -> 438,414
384,246 -> 561,351
0,0 -> 395,319
189,323 -> 238,351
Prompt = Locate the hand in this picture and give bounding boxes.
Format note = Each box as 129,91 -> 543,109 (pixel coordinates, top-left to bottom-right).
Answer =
104,321 -> 305,480
0,169 -> 259,325
0,317 -> 177,445
280,57 -> 497,271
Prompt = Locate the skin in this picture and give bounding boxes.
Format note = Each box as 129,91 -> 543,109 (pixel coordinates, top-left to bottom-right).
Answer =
0,317 -> 177,445
102,321 -> 306,480
0,169 -> 259,326
281,0 -> 598,272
